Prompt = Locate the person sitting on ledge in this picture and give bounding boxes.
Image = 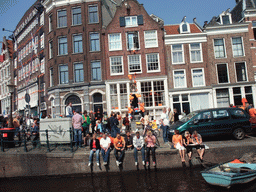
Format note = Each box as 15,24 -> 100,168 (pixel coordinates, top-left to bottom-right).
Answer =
183,131 -> 193,162
114,133 -> 126,166
192,130 -> 205,161
88,133 -> 101,167
145,131 -> 157,167
172,130 -> 186,162
100,133 -> 111,166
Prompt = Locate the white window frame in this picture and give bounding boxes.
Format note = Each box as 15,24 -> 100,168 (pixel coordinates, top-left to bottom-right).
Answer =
173,69 -> 187,88
40,12 -> 44,26
40,33 -> 45,49
49,40 -> 53,59
50,67 -> 53,87
126,31 -> 140,51
179,22 -> 190,33
213,38 -> 227,59
110,56 -> 124,76
108,33 -> 122,51
220,13 -> 232,25
171,44 -> 185,64
49,14 -> 53,32
216,63 -> 230,84
189,43 -> 203,63
232,36 -> 245,57
144,30 -> 158,48
40,58 -> 45,73
125,16 -> 138,27
191,68 -> 205,87
146,53 -> 160,73
234,62 -> 248,83
128,54 -> 142,74
26,44 -> 29,56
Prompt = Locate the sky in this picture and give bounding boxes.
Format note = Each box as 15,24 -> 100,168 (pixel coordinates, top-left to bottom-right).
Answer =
0,0 -> 237,48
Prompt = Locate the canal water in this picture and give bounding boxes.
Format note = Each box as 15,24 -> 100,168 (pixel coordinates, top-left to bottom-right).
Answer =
1,167 -> 256,192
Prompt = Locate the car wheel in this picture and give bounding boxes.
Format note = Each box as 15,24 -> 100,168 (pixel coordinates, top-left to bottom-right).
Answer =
233,128 -> 245,140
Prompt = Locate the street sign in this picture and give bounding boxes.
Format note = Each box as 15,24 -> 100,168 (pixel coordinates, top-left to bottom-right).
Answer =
25,93 -> 30,103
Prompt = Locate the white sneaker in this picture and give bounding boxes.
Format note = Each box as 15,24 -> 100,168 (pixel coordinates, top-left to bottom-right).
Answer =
103,162 -> 107,165
142,161 -> 145,165
116,161 -> 119,166
97,163 -> 100,166
135,162 -> 138,166
88,162 -> 91,166
119,161 -> 122,165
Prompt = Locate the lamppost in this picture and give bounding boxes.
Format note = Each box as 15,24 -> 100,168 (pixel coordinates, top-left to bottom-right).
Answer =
7,83 -> 16,128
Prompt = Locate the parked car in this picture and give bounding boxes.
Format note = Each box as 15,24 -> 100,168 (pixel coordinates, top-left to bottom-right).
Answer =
168,108 -> 251,140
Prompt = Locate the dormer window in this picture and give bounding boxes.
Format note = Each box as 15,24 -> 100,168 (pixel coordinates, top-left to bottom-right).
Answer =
179,20 -> 190,34
182,23 -> 188,32
222,15 -> 230,24
219,12 -> 232,25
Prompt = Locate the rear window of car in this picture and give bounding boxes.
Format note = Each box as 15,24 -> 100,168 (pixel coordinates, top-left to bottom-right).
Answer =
212,110 -> 230,121
230,109 -> 247,119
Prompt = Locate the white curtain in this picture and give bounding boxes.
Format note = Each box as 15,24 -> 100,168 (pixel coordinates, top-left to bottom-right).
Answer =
190,93 -> 209,112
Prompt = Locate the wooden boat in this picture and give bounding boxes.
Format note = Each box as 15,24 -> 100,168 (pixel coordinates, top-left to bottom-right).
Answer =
201,161 -> 256,188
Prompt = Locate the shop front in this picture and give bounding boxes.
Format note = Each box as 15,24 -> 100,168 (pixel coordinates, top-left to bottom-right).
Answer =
106,77 -> 169,120
169,89 -> 213,114
17,84 -> 39,117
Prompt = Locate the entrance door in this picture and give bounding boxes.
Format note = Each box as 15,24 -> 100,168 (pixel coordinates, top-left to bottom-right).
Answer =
65,95 -> 82,113
93,93 -> 103,113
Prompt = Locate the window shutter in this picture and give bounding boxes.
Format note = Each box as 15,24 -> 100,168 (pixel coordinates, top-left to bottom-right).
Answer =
120,17 -> 125,27
137,15 -> 143,25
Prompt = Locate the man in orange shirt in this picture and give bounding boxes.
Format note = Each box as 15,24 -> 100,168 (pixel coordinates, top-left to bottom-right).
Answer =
114,133 -> 126,166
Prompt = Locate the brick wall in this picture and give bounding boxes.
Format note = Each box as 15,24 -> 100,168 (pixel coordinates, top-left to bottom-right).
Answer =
207,32 -> 253,85
103,0 -> 166,81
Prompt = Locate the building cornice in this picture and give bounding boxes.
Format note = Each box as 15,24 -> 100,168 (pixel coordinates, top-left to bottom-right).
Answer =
164,33 -> 207,44
43,0 -> 100,13
205,23 -> 249,35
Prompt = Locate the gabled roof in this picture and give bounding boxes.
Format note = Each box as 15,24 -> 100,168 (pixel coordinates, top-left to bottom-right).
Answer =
164,24 -> 202,35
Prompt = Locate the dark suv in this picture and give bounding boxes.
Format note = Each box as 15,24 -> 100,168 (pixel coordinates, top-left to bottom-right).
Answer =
168,108 -> 251,140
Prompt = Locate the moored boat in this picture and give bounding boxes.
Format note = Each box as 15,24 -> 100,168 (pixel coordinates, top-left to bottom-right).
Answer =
201,161 -> 256,188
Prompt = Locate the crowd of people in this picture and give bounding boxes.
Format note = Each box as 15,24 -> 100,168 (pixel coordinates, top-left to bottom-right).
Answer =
67,102 -> 205,168
0,101 -> 205,167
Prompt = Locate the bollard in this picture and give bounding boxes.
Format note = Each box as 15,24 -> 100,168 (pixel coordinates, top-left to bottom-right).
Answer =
70,128 -> 73,153
23,130 -> 27,152
46,130 -> 50,152
1,132 -> 4,152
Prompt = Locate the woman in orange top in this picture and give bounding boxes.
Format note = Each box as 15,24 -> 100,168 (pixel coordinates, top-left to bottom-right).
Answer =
172,130 -> 185,162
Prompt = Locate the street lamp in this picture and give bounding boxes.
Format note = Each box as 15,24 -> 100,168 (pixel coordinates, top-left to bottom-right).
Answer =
7,83 -> 16,128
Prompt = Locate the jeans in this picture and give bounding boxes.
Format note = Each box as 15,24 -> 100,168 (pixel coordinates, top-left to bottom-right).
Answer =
134,147 -> 145,162
89,149 -> 100,163
162,125 -> 169,143
114,148 -> 125,162
146,147 -> 156,163
82,125 -> 89,137
101,148 -> 111,163
111,126 -> 120,138
74,129 -> 82,146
